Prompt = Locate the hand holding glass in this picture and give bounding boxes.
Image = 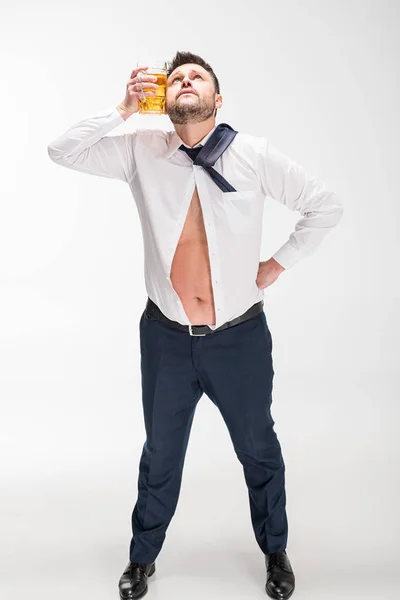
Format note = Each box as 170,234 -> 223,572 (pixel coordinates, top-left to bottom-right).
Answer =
136,61 -> 167,115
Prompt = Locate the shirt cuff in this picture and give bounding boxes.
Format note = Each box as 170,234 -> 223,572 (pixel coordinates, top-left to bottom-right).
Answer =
271,242 -> 302,270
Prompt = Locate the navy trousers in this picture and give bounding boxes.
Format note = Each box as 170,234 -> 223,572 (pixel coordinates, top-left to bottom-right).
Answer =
129,302 -> 288,563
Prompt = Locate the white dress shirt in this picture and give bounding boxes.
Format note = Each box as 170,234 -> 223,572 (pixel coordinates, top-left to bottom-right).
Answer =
48,105 -> 343,329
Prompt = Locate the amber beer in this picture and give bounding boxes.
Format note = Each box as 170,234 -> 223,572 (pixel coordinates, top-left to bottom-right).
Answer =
138,63 -> 167,115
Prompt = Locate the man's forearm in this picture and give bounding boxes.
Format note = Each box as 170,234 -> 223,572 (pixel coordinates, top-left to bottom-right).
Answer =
47,105 -> 134,181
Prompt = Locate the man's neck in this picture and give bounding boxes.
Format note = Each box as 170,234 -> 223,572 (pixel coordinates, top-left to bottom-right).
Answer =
174,117 -> 216,148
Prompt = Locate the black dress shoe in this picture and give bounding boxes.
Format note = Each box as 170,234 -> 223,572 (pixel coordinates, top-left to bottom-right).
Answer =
265,550 -> 295,599
118,561 -> 156,600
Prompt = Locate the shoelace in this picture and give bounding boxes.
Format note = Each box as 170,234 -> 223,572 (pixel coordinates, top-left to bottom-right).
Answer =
267,552 -> 288,571
129,562 -> 147,574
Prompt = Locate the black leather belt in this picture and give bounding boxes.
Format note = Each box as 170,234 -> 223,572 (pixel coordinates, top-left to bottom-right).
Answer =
144,297 -> 264,336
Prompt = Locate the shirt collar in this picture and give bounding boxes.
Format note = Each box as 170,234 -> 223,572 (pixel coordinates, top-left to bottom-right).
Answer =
166,125 -> 217,159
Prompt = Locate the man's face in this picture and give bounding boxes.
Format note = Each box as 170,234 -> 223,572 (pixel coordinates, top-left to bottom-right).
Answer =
165,63 -> 222,124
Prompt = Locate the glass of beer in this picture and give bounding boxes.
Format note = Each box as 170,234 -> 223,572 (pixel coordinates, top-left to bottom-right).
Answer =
136,61 -> 167,115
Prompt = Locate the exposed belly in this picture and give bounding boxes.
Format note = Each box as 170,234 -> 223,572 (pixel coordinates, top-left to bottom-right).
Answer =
169,186 -> 216,325
170,241 -> 215,324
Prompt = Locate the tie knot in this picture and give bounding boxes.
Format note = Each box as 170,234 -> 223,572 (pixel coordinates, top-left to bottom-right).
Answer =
179,144 -> 203,162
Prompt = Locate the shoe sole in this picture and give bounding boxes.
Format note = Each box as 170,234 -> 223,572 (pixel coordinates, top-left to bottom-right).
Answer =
119,564 -> 156,600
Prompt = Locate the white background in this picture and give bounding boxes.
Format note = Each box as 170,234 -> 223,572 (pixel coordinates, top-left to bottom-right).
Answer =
1,0 -> 399,598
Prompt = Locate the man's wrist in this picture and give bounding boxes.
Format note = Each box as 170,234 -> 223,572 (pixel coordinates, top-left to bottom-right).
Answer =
116,103 -> 137,120
270,257 -> 286,273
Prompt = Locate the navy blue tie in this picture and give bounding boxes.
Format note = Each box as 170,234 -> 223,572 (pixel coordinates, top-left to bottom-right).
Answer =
179,123 -> 238,192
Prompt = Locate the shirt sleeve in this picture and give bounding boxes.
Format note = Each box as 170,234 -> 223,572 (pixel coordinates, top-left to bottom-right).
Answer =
47,105 -> 137,183
257,137 -> 344,269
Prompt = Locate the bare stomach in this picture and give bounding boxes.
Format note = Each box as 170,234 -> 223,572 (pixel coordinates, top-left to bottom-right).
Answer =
170,241 -> 216,325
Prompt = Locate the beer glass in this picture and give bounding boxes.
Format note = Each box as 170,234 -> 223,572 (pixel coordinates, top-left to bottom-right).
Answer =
136,61 -> 167,115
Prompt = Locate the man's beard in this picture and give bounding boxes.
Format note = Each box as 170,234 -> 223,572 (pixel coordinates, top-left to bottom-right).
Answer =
166,94 -> 215,124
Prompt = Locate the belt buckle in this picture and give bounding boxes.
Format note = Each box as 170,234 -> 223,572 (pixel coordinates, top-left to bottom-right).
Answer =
188,324 -> 207,336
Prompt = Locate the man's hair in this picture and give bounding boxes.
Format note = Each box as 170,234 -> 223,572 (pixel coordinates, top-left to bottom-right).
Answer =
166,51 -> 220,95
